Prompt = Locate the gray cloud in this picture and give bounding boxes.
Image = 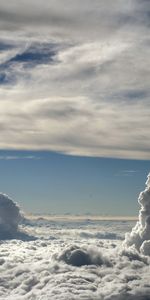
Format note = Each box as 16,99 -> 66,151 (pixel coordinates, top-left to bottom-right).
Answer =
0,193 -> 37,240
57,245 -> 112,267
0,193 -> 21,239
0,0 -> 150,158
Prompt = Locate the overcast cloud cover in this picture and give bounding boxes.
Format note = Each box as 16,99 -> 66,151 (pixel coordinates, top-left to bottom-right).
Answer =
0,0 -> 150,158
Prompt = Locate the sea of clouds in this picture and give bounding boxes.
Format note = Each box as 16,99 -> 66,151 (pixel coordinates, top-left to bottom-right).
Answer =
0,175 -> 150,299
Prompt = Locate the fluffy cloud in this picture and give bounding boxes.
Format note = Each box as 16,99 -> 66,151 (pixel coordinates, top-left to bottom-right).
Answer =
0,193 -> 22,238
0,193 -> 35,240
0,0 -> 149,158
124,173 -> 150,254
57,245 -> 112,267
0,184 -> 150,299
0,216 -> 150,300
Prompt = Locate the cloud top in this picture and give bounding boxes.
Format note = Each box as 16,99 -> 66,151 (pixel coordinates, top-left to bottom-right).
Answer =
124,173 -> 150,255
58,245 -> 111,267
0,193 -> 22,239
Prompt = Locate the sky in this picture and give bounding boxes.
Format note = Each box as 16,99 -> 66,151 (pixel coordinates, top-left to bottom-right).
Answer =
0,150 -> 150,216
0,0 -> 150,215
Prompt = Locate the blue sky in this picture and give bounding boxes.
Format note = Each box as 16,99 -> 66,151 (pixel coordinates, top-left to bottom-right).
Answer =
0,1 -> 150,215
0,150 -> 150,215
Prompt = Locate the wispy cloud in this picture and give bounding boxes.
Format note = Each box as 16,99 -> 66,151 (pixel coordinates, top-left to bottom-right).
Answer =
0,155 -> 41,160
115,170 -> 139,177
0,0 -> 150,159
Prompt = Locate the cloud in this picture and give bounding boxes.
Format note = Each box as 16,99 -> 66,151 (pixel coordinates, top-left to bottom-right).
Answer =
80,231 -> 123,240
0,0 -> 150,159
0,155 -> 40,160
0,233 -> 149,299
0,193 -> 22,239
57,245 -> 112,267
115,170 -> 139,177
0,193 -> 36,240
0,190 -> 150,299
124,173 -> 150,255
1,175 -> 150,299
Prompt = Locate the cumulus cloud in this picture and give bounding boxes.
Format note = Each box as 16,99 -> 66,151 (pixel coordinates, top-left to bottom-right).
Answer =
0,193 -> 22,239
0,222 -> 149,300
0,197 -> 150,299
0,193 -> 36,240
124,173 -> 150,255
57,245 -> 112,267
1,175 -> 150,298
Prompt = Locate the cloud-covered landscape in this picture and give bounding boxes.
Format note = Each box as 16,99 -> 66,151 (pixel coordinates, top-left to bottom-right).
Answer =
0,0 -> 150,159
1,1 -> 150,299
0,174 -> 150,299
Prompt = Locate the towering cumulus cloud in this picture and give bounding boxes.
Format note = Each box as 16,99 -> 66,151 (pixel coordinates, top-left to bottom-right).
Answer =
125,173 -> 150,255
0,193 -> 22,239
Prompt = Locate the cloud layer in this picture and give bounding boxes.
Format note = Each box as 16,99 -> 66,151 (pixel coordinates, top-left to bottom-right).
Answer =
0,0 -> 150,158
1,177 -> 150,299
0,214 -> 150,300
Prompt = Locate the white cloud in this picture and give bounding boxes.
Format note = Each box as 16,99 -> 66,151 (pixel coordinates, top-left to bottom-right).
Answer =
0,155 -> 40,160
0,181 -> 150,299
115,170 -> 139,177
0,216 -> 149,300
124,173 -> 150,254
0,194 -> 36,240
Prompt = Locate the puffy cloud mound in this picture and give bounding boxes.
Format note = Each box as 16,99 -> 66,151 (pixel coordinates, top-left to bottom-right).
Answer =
124,173 -> 150,255
107,293 -> 150,300
58,245 -> 112,267
0,193 -> 22,239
